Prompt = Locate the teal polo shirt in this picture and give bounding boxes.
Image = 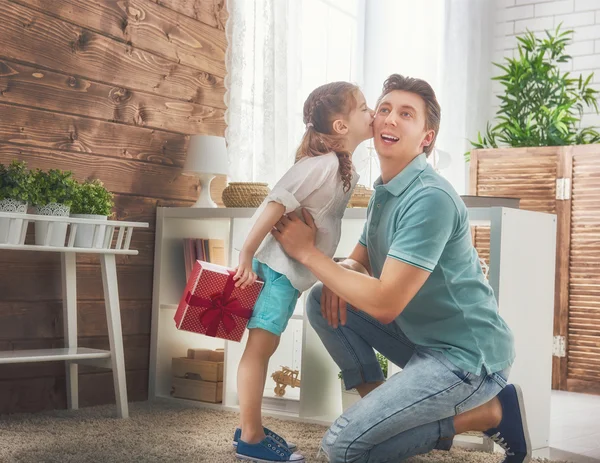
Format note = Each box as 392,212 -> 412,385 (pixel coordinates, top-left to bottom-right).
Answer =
359,153 -> 515,375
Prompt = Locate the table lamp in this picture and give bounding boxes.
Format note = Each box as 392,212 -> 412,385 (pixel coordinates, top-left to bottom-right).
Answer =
183,135 -> 229,208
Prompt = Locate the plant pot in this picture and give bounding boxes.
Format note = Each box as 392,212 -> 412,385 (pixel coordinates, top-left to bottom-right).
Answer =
340,379 -> 361,412
0,199 -> 28,245
34,203 -> 70,247
70,214 -> 108,248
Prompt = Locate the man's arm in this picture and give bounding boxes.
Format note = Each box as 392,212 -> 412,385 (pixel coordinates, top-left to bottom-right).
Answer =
338,242 -> 371,276
272,211 -> 430,324
302,249 -> 430,324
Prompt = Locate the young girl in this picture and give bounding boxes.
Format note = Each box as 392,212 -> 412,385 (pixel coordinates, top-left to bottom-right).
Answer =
232,81 -> 374,463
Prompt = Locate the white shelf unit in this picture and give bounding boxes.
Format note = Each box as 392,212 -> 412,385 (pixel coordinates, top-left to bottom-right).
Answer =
0,212 -> 149,419
149,207 -> 365,421
149,204 -> 556,450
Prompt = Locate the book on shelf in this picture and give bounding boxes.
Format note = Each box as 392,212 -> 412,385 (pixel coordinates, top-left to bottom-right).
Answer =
183,238 -> 226,281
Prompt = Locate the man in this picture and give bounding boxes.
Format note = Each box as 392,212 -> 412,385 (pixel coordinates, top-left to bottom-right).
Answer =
272,74 -> 531,463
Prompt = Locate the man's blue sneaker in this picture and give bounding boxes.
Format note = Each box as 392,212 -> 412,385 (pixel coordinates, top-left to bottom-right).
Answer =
233,427 -> 297,451
236,435 -> 304,462
484,384 -> 532,463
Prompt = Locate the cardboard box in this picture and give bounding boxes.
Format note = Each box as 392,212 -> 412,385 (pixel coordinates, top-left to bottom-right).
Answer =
171,377 -> 223,403
172,357 -> 223,382
187,348 -> 224,362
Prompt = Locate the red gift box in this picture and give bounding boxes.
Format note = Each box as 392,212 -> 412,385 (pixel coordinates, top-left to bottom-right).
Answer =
174,260 -> 263,342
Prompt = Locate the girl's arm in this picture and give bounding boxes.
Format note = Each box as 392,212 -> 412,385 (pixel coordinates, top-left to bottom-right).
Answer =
234,201 -> 285,288
234,155 -> 339,288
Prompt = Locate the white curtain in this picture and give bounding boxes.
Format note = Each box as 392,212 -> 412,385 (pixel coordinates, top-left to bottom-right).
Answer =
225,0 -> 366,187
436,0 -> 495,194
224,0 -> 493,193
224,0 -> 302,184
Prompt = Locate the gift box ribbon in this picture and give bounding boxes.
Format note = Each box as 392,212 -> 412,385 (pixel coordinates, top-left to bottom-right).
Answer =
185,270 -> 253,337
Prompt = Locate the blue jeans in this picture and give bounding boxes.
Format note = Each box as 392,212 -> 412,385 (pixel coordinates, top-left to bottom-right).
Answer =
306,284 -> 511,463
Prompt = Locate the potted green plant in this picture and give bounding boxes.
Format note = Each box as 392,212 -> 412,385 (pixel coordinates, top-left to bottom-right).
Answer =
339,352 -> 389,412
0,161 -> 34,244
30,169 -> 77,246
467,25 -> 599,159
70,179 -> 114,248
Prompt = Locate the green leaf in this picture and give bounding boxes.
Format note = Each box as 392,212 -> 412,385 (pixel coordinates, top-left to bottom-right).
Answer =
465,23 -> 597,155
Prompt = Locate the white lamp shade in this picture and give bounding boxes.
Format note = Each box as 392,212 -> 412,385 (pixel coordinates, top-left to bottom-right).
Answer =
184,135 -> 229,176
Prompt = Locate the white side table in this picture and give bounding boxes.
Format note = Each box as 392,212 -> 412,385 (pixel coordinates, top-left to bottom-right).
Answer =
0,212 -> 149,418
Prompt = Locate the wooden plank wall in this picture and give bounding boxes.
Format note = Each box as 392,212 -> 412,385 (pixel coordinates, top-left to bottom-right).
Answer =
0,0 -> 228,414
469,147 -> 558,267
567,146 -> 600,395
470,146 -> 600,395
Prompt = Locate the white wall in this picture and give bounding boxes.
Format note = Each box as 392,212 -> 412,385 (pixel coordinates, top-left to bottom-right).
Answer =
360,0 -> 446,189
362,0 -> 445,106
492,0 -> 600,128
437,0 -> 495,195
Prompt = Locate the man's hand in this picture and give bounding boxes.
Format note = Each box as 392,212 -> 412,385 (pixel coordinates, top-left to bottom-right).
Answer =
271,209 -> 318,263
321,284 -> 347,328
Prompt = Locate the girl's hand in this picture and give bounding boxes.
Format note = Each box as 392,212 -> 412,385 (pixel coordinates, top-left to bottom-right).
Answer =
234,253 -> 258,289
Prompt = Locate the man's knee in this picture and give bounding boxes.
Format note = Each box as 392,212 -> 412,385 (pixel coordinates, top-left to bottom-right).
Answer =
306,283 -> 325,326
321,417 -> 368,463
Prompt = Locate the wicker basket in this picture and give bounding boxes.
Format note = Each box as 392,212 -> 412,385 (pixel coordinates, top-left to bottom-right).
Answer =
222,182 -> 271,208
347,184 -> 373,208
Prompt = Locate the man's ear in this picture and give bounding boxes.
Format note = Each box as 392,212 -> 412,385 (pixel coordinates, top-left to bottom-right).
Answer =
421,130 -> 435,148
332,119 -> 349,135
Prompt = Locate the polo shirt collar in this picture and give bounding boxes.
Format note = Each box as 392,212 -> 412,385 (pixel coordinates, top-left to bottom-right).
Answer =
373,153 -> 428,196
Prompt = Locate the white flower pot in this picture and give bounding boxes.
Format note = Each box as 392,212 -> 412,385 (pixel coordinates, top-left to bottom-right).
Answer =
70,214 -> 108,248
340,379 -> 361,412
34,203 -> 70,247
0,199 -> 28,245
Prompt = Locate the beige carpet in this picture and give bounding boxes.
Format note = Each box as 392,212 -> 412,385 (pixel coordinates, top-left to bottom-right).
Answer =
0,400 -> 569,463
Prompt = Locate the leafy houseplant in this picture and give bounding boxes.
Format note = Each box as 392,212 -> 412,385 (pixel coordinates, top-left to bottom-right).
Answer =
30,169 -> 77,246
467,25 -> 600,161
71,179 -> 114,216
376,352 -> 388,378
0,161 -> 34,206
0,161 -> 34,244
70,179 -> 115,248
30,169 -> 77,208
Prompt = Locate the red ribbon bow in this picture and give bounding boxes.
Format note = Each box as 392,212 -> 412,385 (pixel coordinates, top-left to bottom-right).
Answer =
185,270 -> 253,338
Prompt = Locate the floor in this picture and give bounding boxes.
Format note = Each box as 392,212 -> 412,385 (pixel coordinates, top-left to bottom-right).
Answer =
533,390 -> 600,463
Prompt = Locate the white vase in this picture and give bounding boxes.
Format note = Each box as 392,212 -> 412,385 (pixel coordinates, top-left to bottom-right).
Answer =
340,379 -> 361,412
0,199 -> 28,245
70,214 -> 108,248
34,203 -> 70,247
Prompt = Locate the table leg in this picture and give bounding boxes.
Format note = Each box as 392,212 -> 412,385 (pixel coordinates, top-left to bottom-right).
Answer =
100,254 -> 129,418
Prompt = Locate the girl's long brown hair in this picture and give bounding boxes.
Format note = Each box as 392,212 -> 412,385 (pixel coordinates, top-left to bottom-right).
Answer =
295,82 -> 358,193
